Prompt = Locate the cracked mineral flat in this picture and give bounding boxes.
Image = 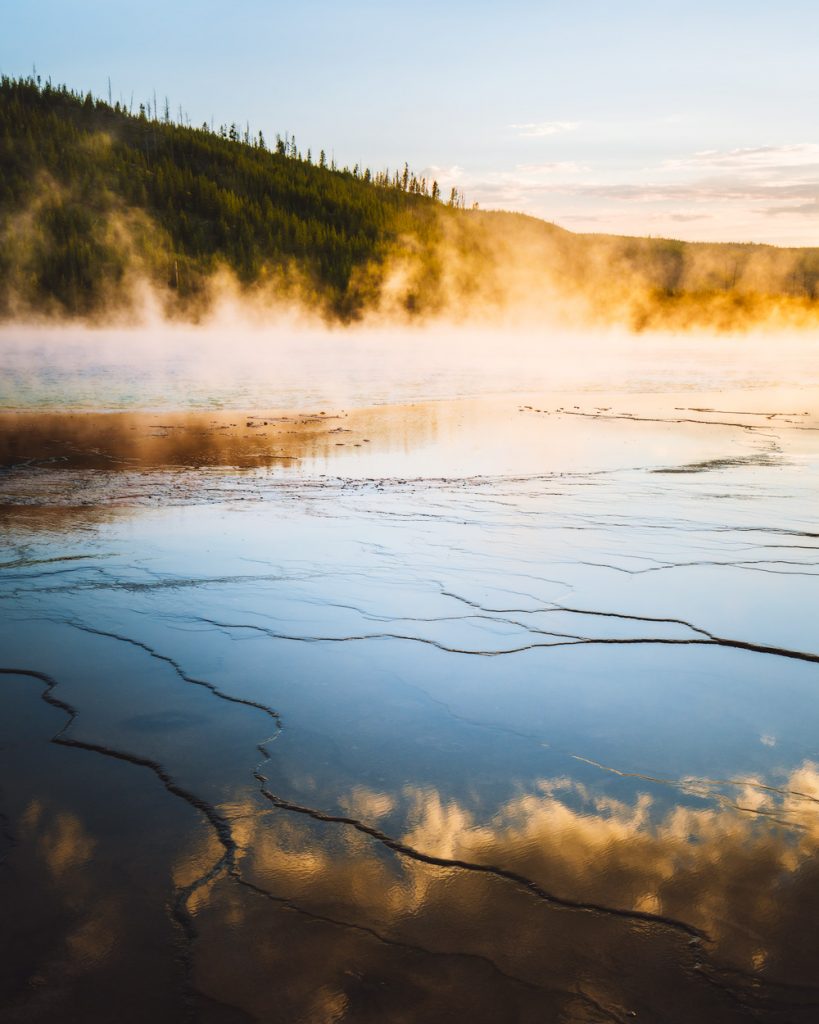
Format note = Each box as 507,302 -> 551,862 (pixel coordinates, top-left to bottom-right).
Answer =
1,330 -> 819,1022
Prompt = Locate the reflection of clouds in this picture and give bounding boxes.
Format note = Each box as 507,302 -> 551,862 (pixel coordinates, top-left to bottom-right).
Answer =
402,766 -> 819,936
4,789 -> 199,1021
185,764 -> 819,1020
20,799 -> 96,877
15,799 -> 119,978
340,786 -> 395,821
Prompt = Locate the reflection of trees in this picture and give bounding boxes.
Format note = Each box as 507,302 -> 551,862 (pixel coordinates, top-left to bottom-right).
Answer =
0,406 -> 440,472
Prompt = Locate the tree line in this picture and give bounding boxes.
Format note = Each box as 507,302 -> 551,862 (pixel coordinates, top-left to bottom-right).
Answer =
0,74 -> 466,317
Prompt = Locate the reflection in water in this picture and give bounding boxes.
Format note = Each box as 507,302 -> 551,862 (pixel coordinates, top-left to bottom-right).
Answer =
1,384 -> 818,1021
178,768 -> 819,1021
2,386 -> 815,483
0,674 -> 192,1023
20,800 -> 97,878
0,408 -> 405,471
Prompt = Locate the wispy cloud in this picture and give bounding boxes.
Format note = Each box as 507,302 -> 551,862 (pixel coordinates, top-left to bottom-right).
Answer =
572,181 -> 819,205
664,144 -> 819,171
764,198 -> 819,218
422,161 -> 588,195
426,141 -> 819,243
424,169 -> 819,212
514,162 -> 589,175
509,121 -> 578,138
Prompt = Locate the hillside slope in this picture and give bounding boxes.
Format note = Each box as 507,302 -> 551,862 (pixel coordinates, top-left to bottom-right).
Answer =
2,75 -> 819,329
1,75 -> 454,318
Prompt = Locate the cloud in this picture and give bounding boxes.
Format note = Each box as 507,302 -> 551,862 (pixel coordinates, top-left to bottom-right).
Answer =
510,120 -> 578,138
664,144 -> 819,171
764,199 -> 819,217
429,141 -> 819,207
421,161 -> 590,207
514,161 -> 590,175
421,164 -> 465,183
552,181 -> 819,205
426,141 -> 819,244
558,213 -> 607,223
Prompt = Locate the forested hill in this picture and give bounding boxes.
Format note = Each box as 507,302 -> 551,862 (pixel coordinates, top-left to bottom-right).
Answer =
0,74 -> 460,318
2,74 -> 819,329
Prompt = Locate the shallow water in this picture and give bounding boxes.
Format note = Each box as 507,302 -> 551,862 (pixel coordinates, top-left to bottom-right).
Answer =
2,329 -> 819,1022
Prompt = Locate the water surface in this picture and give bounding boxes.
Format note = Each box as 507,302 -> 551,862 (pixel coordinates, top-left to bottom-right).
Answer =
1,329 -> 819,1022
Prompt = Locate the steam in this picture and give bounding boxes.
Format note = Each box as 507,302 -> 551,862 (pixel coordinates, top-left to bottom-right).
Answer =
3,316 -> 819,416
4,187 -> 819,414
3,181 -> 819,334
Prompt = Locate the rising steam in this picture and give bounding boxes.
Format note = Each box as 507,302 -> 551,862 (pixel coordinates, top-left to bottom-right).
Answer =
3,180 -> 819,333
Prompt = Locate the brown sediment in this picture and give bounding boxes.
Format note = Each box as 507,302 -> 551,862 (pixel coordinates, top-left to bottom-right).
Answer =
1,389 -> 816,487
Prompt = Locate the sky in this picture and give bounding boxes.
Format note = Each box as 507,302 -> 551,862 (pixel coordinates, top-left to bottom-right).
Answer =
3,0 -> 819,246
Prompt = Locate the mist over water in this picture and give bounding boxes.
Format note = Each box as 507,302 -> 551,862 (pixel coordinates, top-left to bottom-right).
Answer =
3,321 -> 819,411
